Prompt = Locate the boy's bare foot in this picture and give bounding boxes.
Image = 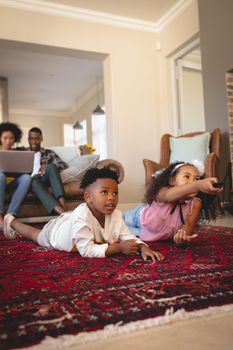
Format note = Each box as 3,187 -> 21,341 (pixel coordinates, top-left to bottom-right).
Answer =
54,205 -> 65,215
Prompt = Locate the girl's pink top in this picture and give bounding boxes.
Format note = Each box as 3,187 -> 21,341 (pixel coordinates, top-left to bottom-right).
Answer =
139,198 -> 196,242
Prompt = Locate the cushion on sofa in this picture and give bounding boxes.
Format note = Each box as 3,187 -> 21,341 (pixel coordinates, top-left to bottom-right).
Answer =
48,146 -> 79,163
61,154 -> 100,184
96,159 -> 125,183
169,132 -> 210,164
63,180 -> 84,198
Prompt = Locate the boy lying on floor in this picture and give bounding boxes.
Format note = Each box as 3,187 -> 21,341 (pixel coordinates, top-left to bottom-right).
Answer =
3,167 -> 164,262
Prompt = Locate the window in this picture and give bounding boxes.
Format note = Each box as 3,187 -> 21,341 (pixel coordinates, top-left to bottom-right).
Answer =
74,120 -> 87,145
63,114 -> 107,159
64,121 -> 87,146
92,113 -> 107,159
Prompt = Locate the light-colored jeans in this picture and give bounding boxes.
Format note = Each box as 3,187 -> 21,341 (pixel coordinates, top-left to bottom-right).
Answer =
0,172 -> 31,216
123,204 -> 145,236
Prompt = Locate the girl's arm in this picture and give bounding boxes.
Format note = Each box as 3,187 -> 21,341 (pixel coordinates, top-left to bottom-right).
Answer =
173,198 -> 201,245
157,177 -> 221,203
182,198 -> 202,235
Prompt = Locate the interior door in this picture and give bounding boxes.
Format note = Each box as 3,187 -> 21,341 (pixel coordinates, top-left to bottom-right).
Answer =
175,46 -> 205,134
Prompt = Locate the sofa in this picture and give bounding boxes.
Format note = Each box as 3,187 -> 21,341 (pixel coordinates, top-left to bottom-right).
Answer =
4,146 -> 124,222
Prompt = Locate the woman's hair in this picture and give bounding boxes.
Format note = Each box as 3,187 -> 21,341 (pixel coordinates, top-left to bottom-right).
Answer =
80,167 -> 119,189
144,162 -> 189,205
0,122 -> 22,143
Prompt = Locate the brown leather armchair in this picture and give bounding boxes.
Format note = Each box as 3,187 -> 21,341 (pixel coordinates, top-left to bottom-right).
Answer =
143,129 -> 221,188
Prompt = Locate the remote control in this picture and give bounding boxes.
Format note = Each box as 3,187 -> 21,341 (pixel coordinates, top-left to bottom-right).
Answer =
213,181 -> 224,188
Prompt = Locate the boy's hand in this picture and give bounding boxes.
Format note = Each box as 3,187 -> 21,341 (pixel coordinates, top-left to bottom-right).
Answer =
140,245 -> 164,262
173,228 -> 198,245
119,239 -> 140,255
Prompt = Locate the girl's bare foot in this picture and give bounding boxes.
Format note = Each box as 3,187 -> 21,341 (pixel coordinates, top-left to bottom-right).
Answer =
54,205 -> 65,215
58,196 -> 66,211
0,216 -> 4,231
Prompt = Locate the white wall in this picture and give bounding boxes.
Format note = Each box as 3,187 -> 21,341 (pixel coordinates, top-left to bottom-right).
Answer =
198,0 -> 233,181
12,113 -> 72,147
0,2 -> 200,204
156,0 -> 200,137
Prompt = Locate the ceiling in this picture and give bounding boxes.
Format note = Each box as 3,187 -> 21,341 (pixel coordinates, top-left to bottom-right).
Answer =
0,41 -> 104,114
0,0 -> 181,116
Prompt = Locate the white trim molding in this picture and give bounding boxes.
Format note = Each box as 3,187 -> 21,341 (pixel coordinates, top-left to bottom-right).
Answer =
0,0 -> 196,33
156,0 -> 196,32
10,108 -> 69,117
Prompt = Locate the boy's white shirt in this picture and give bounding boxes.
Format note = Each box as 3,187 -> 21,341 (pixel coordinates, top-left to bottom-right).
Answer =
31,151 -> 41,176
43,203 -> 145,258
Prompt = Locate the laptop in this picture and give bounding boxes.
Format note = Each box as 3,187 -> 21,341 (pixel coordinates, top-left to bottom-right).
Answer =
0,150 -> 35,173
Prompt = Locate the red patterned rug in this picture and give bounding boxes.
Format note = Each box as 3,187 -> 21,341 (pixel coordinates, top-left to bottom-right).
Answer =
0,225 -> 233,349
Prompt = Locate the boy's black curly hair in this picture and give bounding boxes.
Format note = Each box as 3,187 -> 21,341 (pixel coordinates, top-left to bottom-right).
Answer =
80,167 -> 119,189
0,122 -> 22,143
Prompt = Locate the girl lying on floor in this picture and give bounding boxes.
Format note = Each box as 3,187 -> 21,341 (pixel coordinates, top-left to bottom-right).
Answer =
124,161 -> 222,246
3,167 -> 164,262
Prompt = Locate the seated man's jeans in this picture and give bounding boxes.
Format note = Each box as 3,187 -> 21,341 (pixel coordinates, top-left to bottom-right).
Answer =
31,164 -> 65,214
123,204 -> 145,236
0,172 -> 31,216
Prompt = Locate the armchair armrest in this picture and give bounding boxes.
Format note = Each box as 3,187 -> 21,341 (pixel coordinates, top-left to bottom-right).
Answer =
143,159 -> 164,188
204,152 -> 218,178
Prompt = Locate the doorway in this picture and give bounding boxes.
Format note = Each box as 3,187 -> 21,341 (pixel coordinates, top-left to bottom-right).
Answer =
172,40 -> 205,135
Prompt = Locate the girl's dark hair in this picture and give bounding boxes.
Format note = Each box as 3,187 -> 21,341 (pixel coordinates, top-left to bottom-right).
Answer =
80,167 -> 119,189
196,178 -> 220,221
144,161 -> 219,221
0,122 -> 22,143
144,162 -> 187,205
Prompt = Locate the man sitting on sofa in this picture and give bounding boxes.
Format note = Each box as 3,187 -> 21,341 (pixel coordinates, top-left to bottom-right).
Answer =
28,127 -> 68,215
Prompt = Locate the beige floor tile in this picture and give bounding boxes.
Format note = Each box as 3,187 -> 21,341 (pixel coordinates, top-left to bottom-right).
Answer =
62,310 -> 233,350
210,214 -> 233,227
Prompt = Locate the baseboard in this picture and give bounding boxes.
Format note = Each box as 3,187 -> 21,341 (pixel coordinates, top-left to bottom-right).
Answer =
117,203 -> 139,211
17,203 -> 140,223
18,215 -> 57,224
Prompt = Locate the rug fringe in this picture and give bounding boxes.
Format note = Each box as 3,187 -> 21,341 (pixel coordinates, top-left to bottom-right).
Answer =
25,304 -> 233,350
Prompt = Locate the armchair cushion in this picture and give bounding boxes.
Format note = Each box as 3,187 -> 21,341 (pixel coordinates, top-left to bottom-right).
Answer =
170,132 -> 211,164
143,159 -> 164,188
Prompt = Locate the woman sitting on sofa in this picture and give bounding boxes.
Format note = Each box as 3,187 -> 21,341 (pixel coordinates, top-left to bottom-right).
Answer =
0,122 -> 31,231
